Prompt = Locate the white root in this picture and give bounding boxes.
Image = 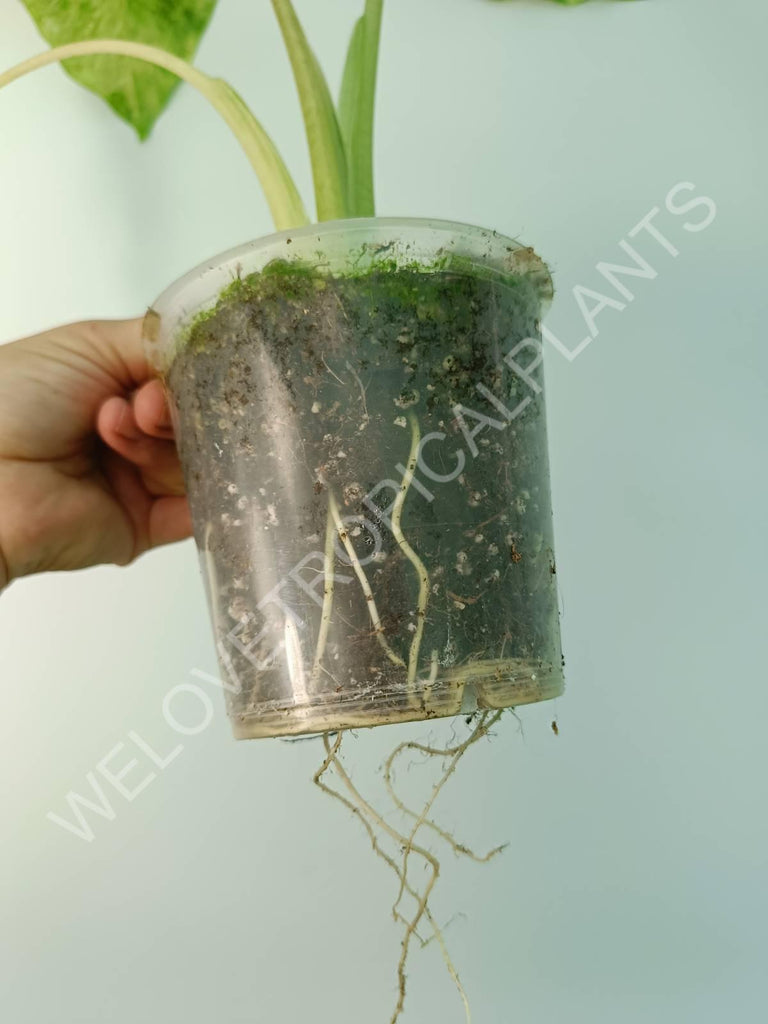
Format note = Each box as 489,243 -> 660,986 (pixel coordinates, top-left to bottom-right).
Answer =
314,714 -> 508,1024
390,414 -> 431,685
310,501 -> 337,689
328,490 -> 405,668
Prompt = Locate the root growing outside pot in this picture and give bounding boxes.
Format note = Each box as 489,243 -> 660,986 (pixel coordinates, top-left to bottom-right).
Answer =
314,711 -> 506,1024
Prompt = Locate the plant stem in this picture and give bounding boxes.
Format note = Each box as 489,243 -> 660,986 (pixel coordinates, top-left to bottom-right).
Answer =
271,0 -> 350,220
0,40 -> 308,230
338,0 -> 384,216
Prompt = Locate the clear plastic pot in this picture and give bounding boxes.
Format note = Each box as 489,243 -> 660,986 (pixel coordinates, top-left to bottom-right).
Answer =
144,218 -> 563,739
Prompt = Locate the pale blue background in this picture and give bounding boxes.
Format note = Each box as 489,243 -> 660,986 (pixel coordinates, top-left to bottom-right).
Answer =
1,1 -> 766,1022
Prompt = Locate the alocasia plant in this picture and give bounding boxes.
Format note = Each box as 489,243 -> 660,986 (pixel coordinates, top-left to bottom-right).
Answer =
6,0 -> 614,229
0,2 -> 600,1020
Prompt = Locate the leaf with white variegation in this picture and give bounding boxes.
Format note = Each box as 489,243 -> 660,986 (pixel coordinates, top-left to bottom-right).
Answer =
19,0 -> 218,139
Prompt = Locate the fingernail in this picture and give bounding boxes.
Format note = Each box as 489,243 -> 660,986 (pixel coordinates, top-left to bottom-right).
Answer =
116,403 -> 140,440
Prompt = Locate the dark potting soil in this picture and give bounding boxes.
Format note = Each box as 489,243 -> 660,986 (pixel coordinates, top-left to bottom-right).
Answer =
166,259 -> 563,736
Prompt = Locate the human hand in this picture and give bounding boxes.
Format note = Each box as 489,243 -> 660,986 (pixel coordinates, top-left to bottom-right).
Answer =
0,319 -> 191,590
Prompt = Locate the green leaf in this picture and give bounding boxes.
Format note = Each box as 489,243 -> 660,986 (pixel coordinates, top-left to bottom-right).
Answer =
19,0 -> 218,139
338,0 -> 383,218
271,0 -> 349,222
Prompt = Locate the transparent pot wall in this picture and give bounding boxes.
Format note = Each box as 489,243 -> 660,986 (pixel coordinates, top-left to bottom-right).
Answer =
145,219 -> 563,739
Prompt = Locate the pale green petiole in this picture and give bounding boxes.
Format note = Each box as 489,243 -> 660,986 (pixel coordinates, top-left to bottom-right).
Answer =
0,39 -> 309,231
338,0 -> 383,217
270,0 -> 350,221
